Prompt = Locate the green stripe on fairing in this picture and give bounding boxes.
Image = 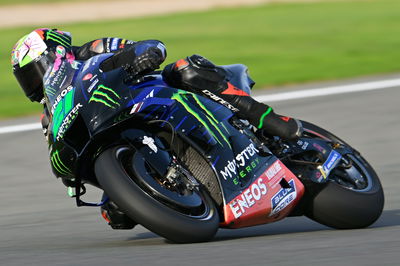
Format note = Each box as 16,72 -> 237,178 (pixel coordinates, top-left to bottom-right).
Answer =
191,94 -> 231,146
220,122 -> 230,135
52,88 -> 75,139
257,106 -> 273,129
172,92 -> 231,147
51,150 -> 72,175
192,94 -> 231,136
192,94 -> 218,124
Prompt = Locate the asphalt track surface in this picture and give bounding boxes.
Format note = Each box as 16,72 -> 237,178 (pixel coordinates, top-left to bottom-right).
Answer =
1,78 -> 399,266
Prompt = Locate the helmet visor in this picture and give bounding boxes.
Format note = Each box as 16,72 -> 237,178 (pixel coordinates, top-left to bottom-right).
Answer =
13,53 -> 52,102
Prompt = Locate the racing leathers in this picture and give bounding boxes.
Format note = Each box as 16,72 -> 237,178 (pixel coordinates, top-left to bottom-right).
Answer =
73,37 -> 166,74
162,54 -> 303,140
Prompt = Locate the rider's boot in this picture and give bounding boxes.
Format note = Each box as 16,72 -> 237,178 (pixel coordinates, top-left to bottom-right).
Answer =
100,198 -> 137,230
61,180 -> 136,230
162,54 -> 303,140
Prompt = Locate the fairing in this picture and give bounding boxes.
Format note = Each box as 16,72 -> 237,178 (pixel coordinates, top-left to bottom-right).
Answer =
44,53 -> 305,228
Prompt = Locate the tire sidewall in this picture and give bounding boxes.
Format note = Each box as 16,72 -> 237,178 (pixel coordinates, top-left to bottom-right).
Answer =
95,146 -> 220,243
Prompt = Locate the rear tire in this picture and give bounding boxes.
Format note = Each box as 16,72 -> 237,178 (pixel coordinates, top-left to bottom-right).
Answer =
302,121 -> 384,229
95,146 -> 219,243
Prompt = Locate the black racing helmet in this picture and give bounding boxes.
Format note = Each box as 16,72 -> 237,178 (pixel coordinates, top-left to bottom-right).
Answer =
11,28 -> 72,102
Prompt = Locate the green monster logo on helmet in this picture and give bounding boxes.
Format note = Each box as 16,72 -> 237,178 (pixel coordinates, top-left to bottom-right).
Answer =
45,29 -> 72,49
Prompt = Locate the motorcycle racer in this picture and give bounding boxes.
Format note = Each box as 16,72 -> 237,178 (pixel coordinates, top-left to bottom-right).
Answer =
11,28 -> 302,231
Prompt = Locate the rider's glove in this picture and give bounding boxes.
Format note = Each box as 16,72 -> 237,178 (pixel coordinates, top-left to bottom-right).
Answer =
127,47 -> 163,75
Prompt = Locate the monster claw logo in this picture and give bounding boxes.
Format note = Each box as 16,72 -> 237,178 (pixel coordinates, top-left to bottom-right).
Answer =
89,85 -> 121,108
51,150 -> 72,176
46,30 -> 72,48
171,91 -> 231,148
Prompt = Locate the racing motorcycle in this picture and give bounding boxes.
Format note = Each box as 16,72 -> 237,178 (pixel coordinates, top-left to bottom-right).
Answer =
46,53 -> 384,243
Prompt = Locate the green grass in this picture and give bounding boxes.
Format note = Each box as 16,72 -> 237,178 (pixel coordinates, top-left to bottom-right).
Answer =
2,0 -> 400,118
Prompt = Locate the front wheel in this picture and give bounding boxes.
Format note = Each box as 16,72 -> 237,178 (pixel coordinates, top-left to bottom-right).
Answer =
95,146 -> 219,243
301,121 -> 384,229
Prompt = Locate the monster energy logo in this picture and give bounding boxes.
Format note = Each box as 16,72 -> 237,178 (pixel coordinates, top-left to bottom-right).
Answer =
89,85 -> 121,108
51,150 -> 72,176
46,30 -> 71,48
172,91 -> 231,148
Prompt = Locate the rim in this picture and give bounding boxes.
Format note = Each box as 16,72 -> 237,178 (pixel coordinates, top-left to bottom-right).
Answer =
115,146 -> 214,219
287,128 -> 373,192
330,154 -> 373,192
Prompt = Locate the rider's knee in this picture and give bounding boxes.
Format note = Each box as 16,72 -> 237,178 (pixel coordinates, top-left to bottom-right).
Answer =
162,54 -> 226,92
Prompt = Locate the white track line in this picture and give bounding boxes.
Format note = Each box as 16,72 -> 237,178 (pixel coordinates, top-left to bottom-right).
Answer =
0,122 -> 42,134
254,78 -> 400,102
1,78 -> 400,135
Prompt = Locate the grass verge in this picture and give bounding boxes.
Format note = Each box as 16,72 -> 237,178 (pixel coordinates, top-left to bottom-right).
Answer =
1,0 -> 400,118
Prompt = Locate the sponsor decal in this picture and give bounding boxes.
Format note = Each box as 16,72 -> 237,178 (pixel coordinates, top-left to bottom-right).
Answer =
201,89 -> 240,112
220,143 -> 259,180
105,38 -> 111,52
119,39 -> 126,49
296,140 -> 309,150
51,85 -> 74,114
142,136 -> 158,153
269,179 -> 297,216
89,74 -> 98,82
130,89 -> 154,114
45,62 -> 67,96
111,38 -> 119,51
318,150 -> 342,180
89,85 -> 121,108
229,177 -> 268,219
87,79 -> 99,94
265,160 -> 283,180
262,160 -> 287,188
52,87 -> 75,141
56,103 -> 83,141
237,158 -> 261,183
71,61 -> 81,70
82,73 -> 93,81
50,150 -> 72,176
56,45 -> 66,57
313,143 -> 327,154
157,42 -> 166,58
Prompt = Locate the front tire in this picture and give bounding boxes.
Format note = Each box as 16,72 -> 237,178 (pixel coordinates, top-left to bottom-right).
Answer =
95,146 -> 219,243
302,121 -> 384,229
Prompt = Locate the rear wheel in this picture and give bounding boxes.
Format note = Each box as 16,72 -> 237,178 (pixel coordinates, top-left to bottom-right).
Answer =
95,146 -> 219,243
301,121 -> 384,229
